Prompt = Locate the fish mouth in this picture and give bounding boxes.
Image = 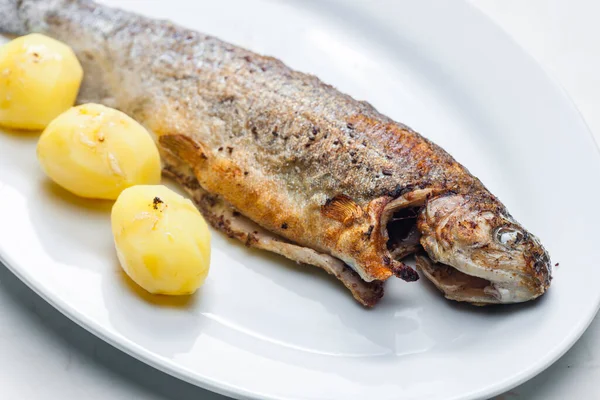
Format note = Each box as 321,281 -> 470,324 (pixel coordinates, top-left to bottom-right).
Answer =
414,254 -> 539,304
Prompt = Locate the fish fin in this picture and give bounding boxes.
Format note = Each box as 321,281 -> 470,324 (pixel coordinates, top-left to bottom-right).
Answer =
158,134 -> 209,167
321,195 -> 364,224
390,260 -> 420,282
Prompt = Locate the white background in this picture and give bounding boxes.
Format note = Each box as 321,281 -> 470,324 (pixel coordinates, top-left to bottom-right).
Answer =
1,1 -> 598,399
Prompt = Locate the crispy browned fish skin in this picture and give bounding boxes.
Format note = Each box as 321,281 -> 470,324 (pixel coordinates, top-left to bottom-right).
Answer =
160,147 -> 384,307
1,0 -> 551,305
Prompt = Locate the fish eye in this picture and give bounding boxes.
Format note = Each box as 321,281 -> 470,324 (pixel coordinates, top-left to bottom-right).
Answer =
495,227 -> 523,246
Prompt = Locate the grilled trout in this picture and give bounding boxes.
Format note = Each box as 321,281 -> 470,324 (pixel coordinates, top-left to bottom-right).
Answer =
0,0 -> 552,307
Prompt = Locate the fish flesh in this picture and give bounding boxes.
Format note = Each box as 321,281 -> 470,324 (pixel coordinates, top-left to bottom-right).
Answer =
0,0 -> 552,306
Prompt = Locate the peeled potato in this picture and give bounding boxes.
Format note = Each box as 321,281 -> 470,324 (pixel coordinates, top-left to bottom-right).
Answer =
111,185 -> 211,295
0,34 -> 83,130
37,103 -> 161,199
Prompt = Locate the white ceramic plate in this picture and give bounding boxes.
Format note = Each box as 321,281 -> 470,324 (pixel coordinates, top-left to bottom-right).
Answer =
1,0 -> 599,399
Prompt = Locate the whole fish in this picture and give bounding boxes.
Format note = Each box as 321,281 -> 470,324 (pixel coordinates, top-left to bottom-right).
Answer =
0,0 -> 552,306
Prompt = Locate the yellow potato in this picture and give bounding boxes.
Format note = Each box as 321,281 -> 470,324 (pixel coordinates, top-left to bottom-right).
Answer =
0,34 -> 83,130
37,103 -> 161,199
111,185 -> 211,295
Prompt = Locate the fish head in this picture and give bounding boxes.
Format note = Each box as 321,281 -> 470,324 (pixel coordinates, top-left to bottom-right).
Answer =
416,192 -> 551,304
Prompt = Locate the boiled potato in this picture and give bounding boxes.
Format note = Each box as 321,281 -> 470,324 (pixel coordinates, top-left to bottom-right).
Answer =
37,103 -> 161,199
112,185 -> 211,295
0,34 -> 83,130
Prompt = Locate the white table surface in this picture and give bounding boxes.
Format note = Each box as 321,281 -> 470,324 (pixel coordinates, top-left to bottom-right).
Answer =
1,1 -> 599,399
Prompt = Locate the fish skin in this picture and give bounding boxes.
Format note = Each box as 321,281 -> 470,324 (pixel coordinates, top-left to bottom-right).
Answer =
0,0 -> 552,305
160,134 -> 385,307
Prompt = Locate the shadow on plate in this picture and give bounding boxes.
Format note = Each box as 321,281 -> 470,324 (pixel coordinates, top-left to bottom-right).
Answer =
97,252 -> 205,358
118,270 -> 197,309
26,180 -> 114,271
0,126 -> 42,139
